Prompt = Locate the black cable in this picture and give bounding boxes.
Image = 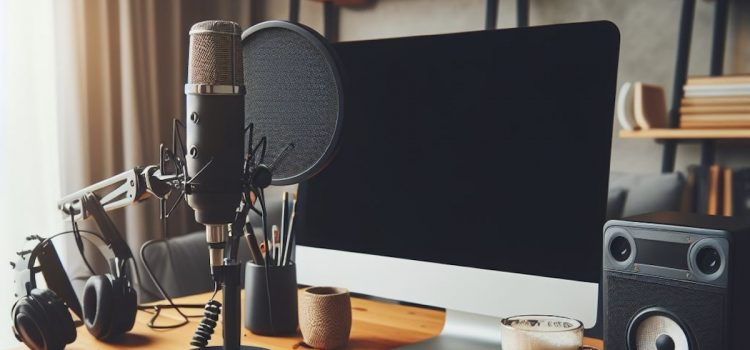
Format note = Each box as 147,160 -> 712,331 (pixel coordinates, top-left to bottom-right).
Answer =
138,239 -> 204,329
70,213 -> 96,275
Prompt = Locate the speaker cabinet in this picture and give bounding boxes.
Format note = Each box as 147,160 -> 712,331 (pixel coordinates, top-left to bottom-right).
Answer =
604,212 -> 750,350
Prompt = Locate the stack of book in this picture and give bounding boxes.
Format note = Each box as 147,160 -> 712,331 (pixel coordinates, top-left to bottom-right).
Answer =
681,75 -> 750,129
684,165 -> 750,217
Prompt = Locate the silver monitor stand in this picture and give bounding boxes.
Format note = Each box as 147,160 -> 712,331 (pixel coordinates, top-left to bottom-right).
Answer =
296,246 -> 598,349
397,310 -> 502,350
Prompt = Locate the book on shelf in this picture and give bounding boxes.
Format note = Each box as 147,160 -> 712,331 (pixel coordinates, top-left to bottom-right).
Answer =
687,75 -> 750,86
684,88 -> 750,98
688,165 -> 735,217
682,96 -> 750,106
724,168 -> 733,217
682,114 -> 750,121
689,165 -> 750,217
680,117 -> 750,129
680,76 -> 750,128
681,122 -> 750,129
683,75 -> 750,98
680,114 -> 750,128
707,165 -> 722,216
680,105 -> 750,114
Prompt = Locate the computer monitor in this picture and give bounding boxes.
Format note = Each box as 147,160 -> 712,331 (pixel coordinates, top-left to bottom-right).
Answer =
295,21 -> 619,349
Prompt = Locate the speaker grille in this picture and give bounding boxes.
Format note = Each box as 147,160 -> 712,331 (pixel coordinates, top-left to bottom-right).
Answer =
604,272 -> 727,350
242,22 -> 342,185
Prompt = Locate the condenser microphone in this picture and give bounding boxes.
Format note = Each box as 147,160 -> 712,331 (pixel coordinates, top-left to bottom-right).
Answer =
185,20 -> 245,277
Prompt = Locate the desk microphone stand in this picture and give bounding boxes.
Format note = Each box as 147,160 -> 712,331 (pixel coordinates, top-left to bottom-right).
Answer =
206,262 -> 259,350
209,187 -> 266,350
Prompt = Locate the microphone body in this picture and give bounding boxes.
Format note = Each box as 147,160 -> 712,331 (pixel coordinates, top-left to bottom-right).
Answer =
185,93 -> 244,225
184,20 -> 245,276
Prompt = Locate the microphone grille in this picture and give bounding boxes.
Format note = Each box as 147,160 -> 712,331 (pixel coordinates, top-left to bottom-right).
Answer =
188,20 -> 243,86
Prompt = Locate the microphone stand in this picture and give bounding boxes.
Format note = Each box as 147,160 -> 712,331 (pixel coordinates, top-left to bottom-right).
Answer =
215,263 -> 246,350
210,186 -> 262,350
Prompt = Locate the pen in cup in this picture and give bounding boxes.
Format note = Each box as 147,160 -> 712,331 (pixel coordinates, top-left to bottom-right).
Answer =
282,200 -> 297,266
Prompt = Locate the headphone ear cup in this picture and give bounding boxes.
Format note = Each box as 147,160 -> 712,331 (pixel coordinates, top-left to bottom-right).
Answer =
11,289 -> 76,350
83,275 -> 114,339
107,274 -> 137,336
12,296 -> 50,350
32,289 -> 77,345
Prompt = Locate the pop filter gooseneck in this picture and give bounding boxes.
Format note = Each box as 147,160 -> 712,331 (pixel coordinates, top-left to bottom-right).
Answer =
241,21 -> 344,185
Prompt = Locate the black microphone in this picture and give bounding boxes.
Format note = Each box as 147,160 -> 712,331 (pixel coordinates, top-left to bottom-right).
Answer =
184,20 -> 245,277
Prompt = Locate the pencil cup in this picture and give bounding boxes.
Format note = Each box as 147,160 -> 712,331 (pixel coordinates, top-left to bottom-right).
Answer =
299,286 -> 352,349
244,262 -> 298,335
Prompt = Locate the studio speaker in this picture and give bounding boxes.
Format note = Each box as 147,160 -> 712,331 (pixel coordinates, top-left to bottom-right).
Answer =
604,212 -> 750,350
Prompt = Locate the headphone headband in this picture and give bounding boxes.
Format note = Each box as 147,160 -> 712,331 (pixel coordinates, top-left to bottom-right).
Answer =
25,230 -> 115,290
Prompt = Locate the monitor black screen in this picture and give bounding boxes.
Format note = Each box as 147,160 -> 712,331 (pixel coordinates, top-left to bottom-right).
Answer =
297,22 -> 619,283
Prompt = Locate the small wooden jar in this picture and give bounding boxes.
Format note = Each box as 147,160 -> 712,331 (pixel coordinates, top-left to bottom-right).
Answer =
299,287 -> 352,349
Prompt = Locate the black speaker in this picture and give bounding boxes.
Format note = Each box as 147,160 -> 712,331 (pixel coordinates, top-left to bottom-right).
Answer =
604,212 -> 750,350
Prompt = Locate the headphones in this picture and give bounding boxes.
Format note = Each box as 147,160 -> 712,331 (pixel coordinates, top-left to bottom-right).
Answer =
11,230 -> 137,350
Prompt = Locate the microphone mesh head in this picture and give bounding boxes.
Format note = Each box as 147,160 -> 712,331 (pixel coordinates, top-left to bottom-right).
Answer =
188,20 -> 243,85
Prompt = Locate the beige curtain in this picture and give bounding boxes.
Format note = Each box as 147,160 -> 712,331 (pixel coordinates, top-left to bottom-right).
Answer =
54,0 -> 253,300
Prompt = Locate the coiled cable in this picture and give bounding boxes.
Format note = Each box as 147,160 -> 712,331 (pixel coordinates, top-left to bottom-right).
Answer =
190,285 -> 221,348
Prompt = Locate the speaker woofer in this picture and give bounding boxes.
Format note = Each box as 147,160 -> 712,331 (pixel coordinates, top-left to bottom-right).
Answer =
627,307 -> 693,350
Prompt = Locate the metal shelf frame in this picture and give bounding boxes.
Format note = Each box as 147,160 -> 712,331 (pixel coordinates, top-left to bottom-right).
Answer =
661,0 -> 731,173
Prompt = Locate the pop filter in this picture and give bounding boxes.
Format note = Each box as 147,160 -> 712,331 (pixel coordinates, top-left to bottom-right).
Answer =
241,21 -> 343,185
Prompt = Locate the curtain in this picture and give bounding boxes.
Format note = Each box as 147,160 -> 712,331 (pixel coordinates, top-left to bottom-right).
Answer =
54,0 -> 253,301
0,0 -> 63,346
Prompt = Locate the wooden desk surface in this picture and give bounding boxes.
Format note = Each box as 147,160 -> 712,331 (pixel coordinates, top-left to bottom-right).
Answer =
62,290 -> 603,350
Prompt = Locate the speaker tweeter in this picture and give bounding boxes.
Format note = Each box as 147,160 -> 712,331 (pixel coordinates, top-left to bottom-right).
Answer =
688,238 -> 727,283
605,228 -> 636,269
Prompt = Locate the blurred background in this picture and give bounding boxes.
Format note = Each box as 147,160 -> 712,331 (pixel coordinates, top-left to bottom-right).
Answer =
0,0 -> 748,347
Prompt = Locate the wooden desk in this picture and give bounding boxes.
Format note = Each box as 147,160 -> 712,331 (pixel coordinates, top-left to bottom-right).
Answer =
63,290 -> 604,349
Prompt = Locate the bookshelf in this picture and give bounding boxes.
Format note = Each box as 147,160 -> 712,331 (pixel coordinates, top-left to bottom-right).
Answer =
618,0 -> 731,172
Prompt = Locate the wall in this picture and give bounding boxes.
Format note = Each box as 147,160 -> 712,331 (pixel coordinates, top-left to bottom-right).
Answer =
255,0 -> 750,175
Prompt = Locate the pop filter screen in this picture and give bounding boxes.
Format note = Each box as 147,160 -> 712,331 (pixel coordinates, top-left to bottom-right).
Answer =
241,21 -> 343,185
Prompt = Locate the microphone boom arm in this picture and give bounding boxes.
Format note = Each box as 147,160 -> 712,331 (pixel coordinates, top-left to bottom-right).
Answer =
57,165 -> 180,272
58,166 -> 178,222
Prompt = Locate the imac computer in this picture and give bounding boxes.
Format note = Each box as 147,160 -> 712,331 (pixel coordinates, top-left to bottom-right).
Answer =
295,21 -> 619,349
